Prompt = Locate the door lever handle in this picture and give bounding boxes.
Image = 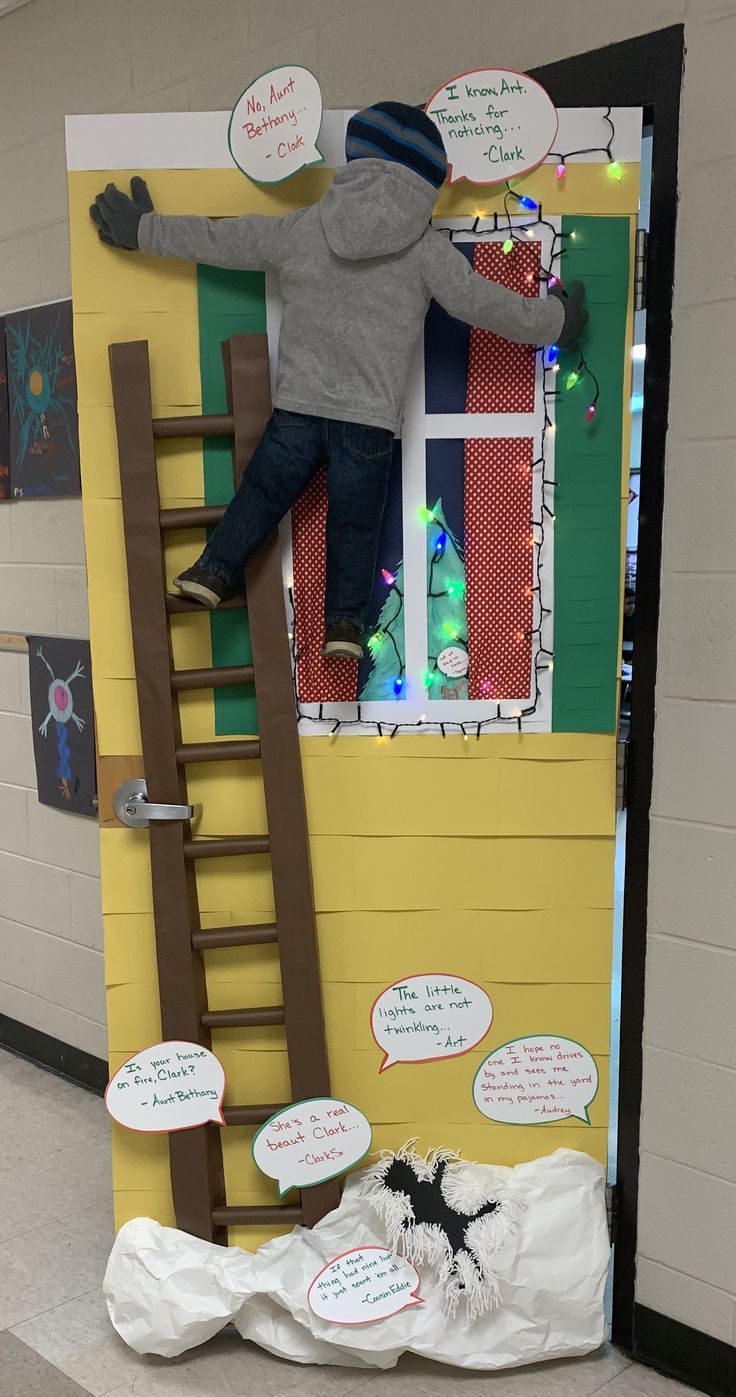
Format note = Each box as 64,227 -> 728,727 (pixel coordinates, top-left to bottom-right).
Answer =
113,778 -> 202,829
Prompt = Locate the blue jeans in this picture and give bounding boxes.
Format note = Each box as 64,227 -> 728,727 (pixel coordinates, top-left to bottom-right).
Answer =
198,408 -> 394,630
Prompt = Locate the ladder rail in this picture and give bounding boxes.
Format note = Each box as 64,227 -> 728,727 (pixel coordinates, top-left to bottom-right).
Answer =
109,340 -> 226,1243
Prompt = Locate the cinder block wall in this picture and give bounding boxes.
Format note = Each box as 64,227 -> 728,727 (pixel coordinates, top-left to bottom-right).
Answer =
0,0 -> 733,1346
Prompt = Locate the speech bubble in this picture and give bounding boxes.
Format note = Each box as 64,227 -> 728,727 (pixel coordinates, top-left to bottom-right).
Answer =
425,68 -> 558,186
437,645 -> 469,678
473,1034 -> 598,1124
228,64 -> 323,184
308,1247 -> 423,1326
105,1041 -> 225,1132
371,974 -> 493,1072
252,1097 -> 372,1196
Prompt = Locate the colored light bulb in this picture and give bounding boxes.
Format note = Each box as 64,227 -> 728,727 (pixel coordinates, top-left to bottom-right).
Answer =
419,506 -> 435,523
393,676 -> 403,696
609,159 -> 623,181
547,343 -> 560,366
381,567 -> 395,585
435,531 -> 447,553
566,369 -> 580,390
502,237 -> 514,254
517,194 -> 538,211
556,162 -> 566,180
586,402 -> 597,422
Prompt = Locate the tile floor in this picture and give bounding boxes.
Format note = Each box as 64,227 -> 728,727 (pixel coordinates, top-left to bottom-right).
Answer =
0,1048 -> 699,1397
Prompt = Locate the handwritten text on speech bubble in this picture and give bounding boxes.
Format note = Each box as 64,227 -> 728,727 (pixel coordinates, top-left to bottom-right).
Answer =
371,974 -> 493,1071
252,1097 -> 372,1196
473,1035 -> 598,1124
425,68 -> 558,186
308,1247 -> 423,1326
229,65 -> 323,183
105,1041 -> 225,1132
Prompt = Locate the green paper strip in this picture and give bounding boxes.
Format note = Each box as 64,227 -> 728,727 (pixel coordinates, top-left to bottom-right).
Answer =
197,265 -> 267,736
552,215 -> 630,734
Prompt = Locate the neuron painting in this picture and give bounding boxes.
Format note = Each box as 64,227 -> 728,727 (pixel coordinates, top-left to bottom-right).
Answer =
5,300 -> 80,498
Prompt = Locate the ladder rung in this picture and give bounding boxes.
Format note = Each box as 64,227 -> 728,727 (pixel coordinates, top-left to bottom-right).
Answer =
192,923 -> 278,950
184,835 -> 270,859
171,664 -> 255,691
166,593 -> 247,614
160,505 -> 226,531
201,1005 -> 285,1028
221,1103 -> 289,1126
153,413 -> 233,439
212,1204 -> 303,1228
176,739 -> 261,764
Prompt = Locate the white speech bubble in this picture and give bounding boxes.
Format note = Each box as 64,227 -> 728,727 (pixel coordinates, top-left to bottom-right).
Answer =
252,1097 -> 372,1197
228,64 -> 323,184
308,1247 -> 423,1326
105,1041 -> 225,1133
437,645 -> 469,678
371,974 -> 493,1072
473,1035 -> 598,1124
425,68 -> 558,186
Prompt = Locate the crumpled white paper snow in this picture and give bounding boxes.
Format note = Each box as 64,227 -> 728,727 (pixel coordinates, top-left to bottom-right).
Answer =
104,1148 -> 610,1371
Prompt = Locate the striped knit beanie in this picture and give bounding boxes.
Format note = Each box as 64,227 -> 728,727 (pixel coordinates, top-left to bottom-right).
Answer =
345,102 -> 447,189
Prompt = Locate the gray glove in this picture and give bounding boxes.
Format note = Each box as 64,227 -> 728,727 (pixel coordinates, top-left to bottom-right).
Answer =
549,280 -> 588,351
89,176 -> 153,250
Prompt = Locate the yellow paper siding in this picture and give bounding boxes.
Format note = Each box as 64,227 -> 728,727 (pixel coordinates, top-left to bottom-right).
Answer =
70,164 -> 627,1243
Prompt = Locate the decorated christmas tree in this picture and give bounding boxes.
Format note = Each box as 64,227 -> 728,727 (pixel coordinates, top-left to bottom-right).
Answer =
359,559 -> 406,701
425,499 -> 468,701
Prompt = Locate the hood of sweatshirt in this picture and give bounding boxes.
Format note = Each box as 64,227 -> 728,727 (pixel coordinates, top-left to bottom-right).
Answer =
318,158 -> 439,260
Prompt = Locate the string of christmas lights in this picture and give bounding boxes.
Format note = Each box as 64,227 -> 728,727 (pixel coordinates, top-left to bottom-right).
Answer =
548,105 -> 621,183
289,113 -> 618,736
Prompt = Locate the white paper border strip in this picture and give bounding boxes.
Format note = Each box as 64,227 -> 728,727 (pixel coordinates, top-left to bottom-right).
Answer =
66,108 -> 641,172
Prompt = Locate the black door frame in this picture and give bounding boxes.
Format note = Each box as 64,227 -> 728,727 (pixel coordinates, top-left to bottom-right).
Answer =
531,25 -> 685,1352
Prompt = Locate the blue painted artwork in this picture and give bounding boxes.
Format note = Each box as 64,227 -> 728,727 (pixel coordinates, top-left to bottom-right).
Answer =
5,300 -> 80,498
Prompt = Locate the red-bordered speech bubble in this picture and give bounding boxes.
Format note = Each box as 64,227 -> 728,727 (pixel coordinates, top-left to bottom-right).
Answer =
371,973 -> 493,1072
105,1041 -> 225,1133
308,1247 -> 423,1326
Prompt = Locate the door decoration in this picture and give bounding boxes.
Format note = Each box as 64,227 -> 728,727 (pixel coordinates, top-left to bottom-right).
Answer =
67,103 -> 639,1259
27,636 -> 96,816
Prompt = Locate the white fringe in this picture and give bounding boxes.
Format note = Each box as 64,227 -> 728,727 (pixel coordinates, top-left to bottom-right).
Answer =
362,1142 -> 522,1319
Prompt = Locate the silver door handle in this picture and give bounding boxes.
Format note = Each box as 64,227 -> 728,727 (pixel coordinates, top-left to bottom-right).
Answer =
113,778 -> 202,829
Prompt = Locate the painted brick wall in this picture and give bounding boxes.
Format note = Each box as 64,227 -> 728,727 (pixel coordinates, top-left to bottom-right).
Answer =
0,0 -> 734,1345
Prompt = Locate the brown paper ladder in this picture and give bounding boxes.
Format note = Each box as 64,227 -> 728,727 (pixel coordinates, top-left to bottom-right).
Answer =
109,335 -> 339,1243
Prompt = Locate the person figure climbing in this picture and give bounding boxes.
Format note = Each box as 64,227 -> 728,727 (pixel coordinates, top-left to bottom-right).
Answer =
90,102 -> 587,660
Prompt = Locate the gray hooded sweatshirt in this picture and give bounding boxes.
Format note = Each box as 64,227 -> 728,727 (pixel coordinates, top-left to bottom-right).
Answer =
138,159 -> 564,434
